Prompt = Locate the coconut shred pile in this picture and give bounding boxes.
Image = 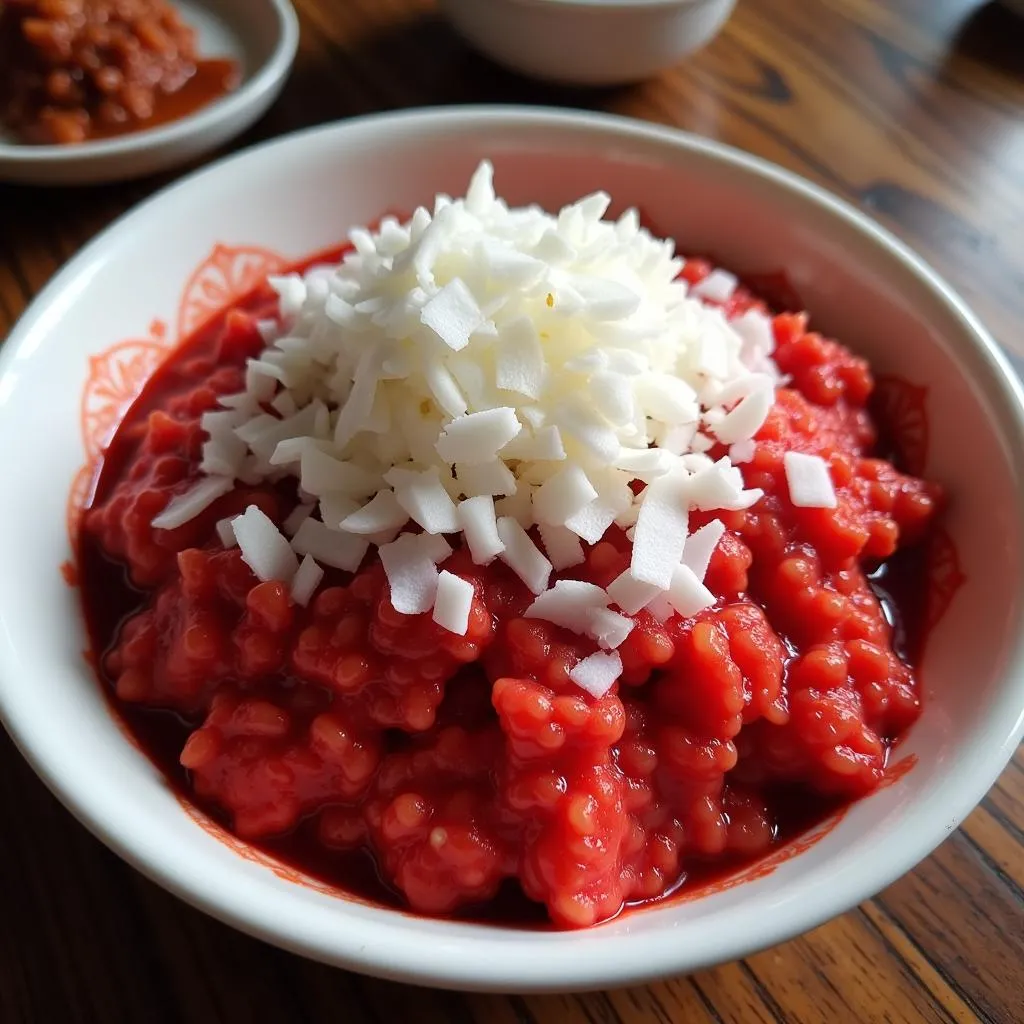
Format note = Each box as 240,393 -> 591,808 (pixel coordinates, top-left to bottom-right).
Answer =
153,162 -> 838,698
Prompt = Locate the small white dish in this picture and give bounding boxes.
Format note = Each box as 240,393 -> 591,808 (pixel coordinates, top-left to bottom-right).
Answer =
0,107 -> 1023,992
439,0 -> 736,86
0,0 -> 298,186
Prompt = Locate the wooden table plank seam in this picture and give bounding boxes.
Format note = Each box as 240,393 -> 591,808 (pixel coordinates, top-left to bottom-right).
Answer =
855,905 -> 979,1024
687,977 -> 731,1024
878,849 -> 1021,1022
620,989 -> 679,1024
733,961 -> 789,1024
961,810 -> 1024,896
987,787 -> 1024,842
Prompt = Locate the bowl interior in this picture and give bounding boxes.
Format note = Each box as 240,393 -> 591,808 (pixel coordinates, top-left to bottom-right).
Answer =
0,109 -> 1022,991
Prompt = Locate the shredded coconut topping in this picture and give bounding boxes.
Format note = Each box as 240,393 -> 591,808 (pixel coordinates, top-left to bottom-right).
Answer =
156,161 -> 807,697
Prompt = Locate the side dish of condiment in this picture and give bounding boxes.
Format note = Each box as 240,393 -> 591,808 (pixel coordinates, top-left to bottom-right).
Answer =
0,0 -> 238,145
0,0 -> 298,185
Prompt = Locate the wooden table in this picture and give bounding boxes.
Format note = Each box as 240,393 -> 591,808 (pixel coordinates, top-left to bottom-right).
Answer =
1,1 -> 1022,1021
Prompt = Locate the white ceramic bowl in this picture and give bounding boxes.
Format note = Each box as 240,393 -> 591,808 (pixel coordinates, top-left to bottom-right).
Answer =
0,107 -> 1022,993
0,0 -> 298,186
439,0 -> 736,86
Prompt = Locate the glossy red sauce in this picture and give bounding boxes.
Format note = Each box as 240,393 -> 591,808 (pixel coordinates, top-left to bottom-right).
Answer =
88,59 -> 238,141
77,249 -> 942,928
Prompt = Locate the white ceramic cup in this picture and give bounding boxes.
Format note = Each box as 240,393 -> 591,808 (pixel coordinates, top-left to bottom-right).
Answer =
439,0 -> 737,86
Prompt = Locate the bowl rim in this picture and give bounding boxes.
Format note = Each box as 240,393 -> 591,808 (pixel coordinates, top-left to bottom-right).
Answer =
1,104 -> 1023,992
0,0 -> 299,167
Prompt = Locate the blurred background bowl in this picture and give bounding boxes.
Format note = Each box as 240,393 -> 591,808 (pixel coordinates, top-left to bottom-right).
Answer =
438,0 -> 737,86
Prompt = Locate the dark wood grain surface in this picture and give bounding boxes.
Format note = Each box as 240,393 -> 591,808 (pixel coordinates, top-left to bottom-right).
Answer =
1,1 -> 1023,1021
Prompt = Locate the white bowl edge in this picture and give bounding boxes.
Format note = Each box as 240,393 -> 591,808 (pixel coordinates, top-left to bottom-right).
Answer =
0,107 -> 1022,992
